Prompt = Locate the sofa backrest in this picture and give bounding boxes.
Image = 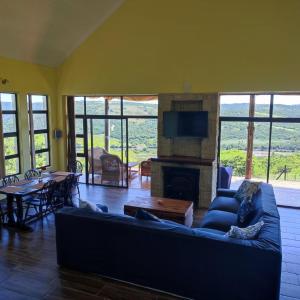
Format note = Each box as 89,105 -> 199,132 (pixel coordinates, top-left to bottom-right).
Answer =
55,202 -> 281,300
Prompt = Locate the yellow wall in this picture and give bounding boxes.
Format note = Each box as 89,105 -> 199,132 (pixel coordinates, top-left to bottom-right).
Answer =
0,56 -> 60,174
57,0 -> 300,95
2,0 -> 300,171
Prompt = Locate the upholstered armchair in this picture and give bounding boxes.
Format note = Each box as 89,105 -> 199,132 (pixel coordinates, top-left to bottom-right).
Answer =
218,166 -> 233,189
100,154 -> 126,185
88,147 -> 109,175
140,159 -> 151,178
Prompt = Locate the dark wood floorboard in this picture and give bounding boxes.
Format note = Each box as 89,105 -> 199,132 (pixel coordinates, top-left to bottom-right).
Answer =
0,184 -> 300,299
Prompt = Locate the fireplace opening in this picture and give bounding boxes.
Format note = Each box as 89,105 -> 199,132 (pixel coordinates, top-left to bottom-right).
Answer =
163,167 -> 200,207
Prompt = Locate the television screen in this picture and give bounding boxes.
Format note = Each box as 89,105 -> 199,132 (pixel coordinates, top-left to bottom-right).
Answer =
163,111 -> 208,138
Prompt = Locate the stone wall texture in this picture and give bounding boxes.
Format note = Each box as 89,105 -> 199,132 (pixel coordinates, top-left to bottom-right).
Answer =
151,93 -> 219,208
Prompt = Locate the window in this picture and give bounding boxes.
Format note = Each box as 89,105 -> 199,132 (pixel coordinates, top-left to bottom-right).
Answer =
0,93 -> 20,175
27,95 -> 50,168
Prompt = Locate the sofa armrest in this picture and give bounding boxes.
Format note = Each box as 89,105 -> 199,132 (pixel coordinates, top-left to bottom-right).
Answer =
217,188 -> 237,197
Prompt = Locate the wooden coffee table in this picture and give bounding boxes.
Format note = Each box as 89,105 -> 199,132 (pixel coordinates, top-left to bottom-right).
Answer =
124,197 -> 193,227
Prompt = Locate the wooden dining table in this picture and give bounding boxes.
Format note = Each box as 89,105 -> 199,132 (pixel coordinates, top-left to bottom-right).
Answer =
0,171 -> 79,231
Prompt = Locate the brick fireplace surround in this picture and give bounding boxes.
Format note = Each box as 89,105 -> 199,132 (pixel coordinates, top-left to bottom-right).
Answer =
151,93 -> 219,208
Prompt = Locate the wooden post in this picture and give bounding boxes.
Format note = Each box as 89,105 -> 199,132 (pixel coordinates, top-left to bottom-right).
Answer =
67,96 -> 76,171
245,95 -> 255,179
104,98 -> 110,152
28,95 -> 36,169
0,95 -> 5,178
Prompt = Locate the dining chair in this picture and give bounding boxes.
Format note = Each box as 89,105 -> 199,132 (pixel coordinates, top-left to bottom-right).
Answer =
24,180 -> 57,220
24,169 -> 40,180
2,174 -> 19,186
54,174 -> 75,207
0,199 -> 8,224
0,175 -> 20,224
70,160 -> 82,198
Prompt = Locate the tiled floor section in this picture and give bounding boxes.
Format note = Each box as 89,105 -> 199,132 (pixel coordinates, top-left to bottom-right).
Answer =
0,184 -> 300,299
280,208 -> 300,300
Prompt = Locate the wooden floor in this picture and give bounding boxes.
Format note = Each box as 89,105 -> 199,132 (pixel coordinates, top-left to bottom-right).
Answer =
0,184 -> 300,299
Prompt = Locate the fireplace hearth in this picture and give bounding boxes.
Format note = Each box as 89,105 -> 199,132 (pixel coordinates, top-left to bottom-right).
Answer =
163,166 -> 200,207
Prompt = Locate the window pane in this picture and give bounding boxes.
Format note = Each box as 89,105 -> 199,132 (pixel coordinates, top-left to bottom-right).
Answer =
220,121 -> 248,184
35,152 -> 49,168
75,118 -> 83,135
254,95 -> 271,117
0,93 -> 16,110
220,95 -> 250,117
273,95 -> 300,118
4,137 -> 18,156
123,97 -> 158,116
76,137 -> 84,154
5,158 -> 19,175
31,95 -> 47,110
75,97 -> 84,115
128,118 -> 157,162
86,97 -> 105,115
108,97 -> 121,115
34,133 -> 48,151
2,114 -> 17,133
33,113 -> 47,130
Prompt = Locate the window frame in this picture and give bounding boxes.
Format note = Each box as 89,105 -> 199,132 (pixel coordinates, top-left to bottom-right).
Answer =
0,92 -> 21,175
27,94 -> 51,169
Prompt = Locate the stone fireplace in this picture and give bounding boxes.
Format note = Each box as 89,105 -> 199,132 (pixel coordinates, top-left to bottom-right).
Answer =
151,93 -> 219,208
163,166 -> 200,207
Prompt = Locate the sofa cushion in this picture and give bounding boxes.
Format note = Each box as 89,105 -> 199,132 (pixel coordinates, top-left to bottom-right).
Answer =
209,196 -> 240,213
195,227 -> 227,235
79,199 -> 106,213
135,209 -> 161,222
200,210 -> 237,232
226,220 -> 264,240
234,180 -> 261,202
237,196 -> 255,227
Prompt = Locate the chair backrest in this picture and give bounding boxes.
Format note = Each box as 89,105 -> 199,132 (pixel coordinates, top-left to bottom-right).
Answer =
42,180 -> 57,202
25,169 -> 40,180
2,175 -> 19,186
218,166 -> 233,189
88,147 -> 109,161
70,160 -> 83,173
100,154 -> 122,173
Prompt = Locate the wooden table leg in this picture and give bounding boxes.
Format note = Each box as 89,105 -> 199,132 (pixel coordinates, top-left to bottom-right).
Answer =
6,194 -> 15,225
8,195 -> 33,232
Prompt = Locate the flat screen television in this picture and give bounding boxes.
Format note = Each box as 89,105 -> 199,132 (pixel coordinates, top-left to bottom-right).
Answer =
163,111 -> 208,138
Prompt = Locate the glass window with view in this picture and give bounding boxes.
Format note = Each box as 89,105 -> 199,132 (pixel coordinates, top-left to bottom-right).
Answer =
27,95 -> 50,168
0,93 -> 20,175
74,96 -> 158,185
219,94 -> 300,207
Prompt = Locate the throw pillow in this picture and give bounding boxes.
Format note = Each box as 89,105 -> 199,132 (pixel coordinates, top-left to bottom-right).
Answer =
135,209 -> 161,222
79,199 -> 107,213
225,220 -> 264,240
237,196 -> 255,227
96,204 -> 109,213
234,180 -> 261,202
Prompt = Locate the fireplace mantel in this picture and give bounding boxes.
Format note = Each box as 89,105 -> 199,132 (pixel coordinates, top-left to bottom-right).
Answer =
151,156 -> 215,166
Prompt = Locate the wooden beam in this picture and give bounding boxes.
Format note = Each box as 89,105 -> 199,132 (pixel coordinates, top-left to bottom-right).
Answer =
245,95 -> 255,179
104,98 -> 110,152
0,95 -> 5,178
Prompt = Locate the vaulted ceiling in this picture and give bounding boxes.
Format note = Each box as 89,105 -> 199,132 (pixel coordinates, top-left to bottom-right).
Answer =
0,0 -> 124,67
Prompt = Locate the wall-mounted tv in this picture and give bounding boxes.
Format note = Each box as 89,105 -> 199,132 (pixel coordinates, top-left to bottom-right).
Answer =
163,111 -> 208,138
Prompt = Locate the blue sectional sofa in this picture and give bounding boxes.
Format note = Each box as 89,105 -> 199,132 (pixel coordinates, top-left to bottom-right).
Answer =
55,183 -> 281,300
